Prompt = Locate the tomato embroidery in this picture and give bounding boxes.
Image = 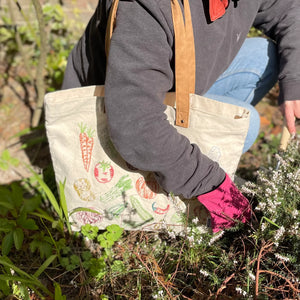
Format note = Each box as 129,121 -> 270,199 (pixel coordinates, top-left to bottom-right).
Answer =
152,202 -> 170,215
94,161 -> 114,183
135,177 -> 159,199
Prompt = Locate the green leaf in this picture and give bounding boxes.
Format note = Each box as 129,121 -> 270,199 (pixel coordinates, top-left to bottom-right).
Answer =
70,255 -> 80,267
13,228 -> 24,250
29,210 -> 55,223
0,161 -> 8,170
10,182 -> 23,208
9,157 -> 19,167
81,251 -> 92,261
17,218 -> 38,230
0,200 -> 14,211
261,216 -> 280,228
2,232 -> 13,255
0,275 -> 52,297
60,257 -> 69,268
23,196 -> 41,213
69,207 -> 101,216
54,282 -> 66,300
58,180 -> 71,233
1,150 -> 11,161
27,166 -> 62,219
20,137 -> 46,150
0,278 -> 10,296
81,224 -> 98,240
34,255 -> 57,278
0,218 -> 15,233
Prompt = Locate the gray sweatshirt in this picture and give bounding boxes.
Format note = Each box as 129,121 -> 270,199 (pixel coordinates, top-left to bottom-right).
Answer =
62,0 -> 300,198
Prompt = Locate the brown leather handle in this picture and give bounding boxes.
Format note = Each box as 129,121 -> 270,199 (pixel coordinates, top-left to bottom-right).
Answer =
105,0 -> 196,128
105,0 -> 120,57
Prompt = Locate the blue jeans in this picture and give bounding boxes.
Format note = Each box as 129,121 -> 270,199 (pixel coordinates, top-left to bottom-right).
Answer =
204,37 -> 279,152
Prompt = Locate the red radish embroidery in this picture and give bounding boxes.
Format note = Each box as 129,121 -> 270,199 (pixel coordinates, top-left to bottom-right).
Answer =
152,202 -> 170,215
135,177 -> 159,200
94,161 -> 114,183
79,123 -> 95,172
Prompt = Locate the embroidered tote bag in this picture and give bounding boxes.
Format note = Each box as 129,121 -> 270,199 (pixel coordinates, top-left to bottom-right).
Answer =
45,0 -> 250,233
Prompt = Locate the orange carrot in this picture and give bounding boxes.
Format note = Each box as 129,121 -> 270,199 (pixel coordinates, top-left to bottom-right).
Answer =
79,123 -> 95,172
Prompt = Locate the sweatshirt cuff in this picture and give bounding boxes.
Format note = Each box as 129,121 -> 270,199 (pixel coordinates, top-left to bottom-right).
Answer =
278,80 -> 300,104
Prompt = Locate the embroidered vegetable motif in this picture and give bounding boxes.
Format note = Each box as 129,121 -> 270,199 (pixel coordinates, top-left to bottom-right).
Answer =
74,207 -> 103,224
94,161 -> 114,183
99,175 -> 132,203
130,196 -> 153,222
107,203 -> 126,219
73,178 -> 96,201
79,123 -> 95,172
135,177 -> 159,200
152,202 -> 170,215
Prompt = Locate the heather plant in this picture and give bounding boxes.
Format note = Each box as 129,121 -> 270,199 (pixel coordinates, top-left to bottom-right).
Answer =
241,139 -> 300,298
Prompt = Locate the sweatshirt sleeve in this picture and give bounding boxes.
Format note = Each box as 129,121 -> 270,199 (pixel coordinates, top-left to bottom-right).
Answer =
104,0 -> 225,199
253,0 -> 300,103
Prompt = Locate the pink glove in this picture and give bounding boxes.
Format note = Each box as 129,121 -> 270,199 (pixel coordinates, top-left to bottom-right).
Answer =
197,174 -> 251,233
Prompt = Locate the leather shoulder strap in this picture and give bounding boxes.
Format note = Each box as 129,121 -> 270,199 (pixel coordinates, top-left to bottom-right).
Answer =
105,0 -> 196,128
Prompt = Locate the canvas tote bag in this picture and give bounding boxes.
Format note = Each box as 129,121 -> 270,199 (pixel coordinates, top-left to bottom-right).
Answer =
45,0 -> 250,233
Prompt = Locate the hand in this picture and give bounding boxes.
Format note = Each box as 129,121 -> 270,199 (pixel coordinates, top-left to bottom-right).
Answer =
197,174 -> 251,233
280,100 -> 300,134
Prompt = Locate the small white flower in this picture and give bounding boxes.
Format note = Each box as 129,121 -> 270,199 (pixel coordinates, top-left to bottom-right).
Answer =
235,287 -> 247,296
261,222 -> 267,232
248,272 -> 255,281
209,231 -> 224,246
192,217 -> 199,225
275,253 -> 290,262
199,269 -> 210,277
274,226 -> 285,241
187,235 -> 195,244
168,231 -> 176,239
292,210 -> 299,218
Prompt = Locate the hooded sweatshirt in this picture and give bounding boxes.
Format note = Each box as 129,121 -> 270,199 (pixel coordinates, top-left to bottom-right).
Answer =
62,0 -> 300,199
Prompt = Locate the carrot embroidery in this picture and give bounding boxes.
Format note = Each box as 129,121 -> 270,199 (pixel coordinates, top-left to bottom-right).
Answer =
79,123 -> 95,172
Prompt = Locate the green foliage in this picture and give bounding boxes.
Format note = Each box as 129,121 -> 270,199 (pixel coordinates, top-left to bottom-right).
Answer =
0,183 -> 40,255
1,2 -> 83,91
0,137 -> 299,298
0,150 -> 19,171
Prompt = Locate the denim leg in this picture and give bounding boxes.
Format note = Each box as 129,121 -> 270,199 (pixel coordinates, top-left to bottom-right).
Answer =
204,37 -> 279,152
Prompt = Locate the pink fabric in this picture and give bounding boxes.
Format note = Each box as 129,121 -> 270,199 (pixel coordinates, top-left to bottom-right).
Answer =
197,174 -> 251,232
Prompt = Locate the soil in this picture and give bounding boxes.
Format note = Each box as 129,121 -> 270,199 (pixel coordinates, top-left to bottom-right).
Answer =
0,68 -> 297,185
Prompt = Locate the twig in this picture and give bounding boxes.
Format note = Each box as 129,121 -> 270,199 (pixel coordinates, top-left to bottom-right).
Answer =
255,241 -> 273,299
169,238 -> 186,283
258,270 -> 300,294
216,272 -> 236,295
216,256 -> 258,296
133,250 -> 175,299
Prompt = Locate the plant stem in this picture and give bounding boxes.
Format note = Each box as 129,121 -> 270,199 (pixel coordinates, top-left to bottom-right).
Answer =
7,0 -> 34,83
31,0 -> 47,127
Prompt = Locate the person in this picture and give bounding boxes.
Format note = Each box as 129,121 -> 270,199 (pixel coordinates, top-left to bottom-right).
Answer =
62,0 -> 300,232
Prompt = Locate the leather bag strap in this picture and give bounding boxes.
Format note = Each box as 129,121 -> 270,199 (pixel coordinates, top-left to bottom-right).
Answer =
105,0 -> 196,128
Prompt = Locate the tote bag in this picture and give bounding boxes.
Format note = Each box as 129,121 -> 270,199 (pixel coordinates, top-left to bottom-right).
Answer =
45,0 -> 250,233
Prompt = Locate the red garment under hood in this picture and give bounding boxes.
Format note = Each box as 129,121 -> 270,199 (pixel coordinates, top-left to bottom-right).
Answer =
209,0 -> 228,21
